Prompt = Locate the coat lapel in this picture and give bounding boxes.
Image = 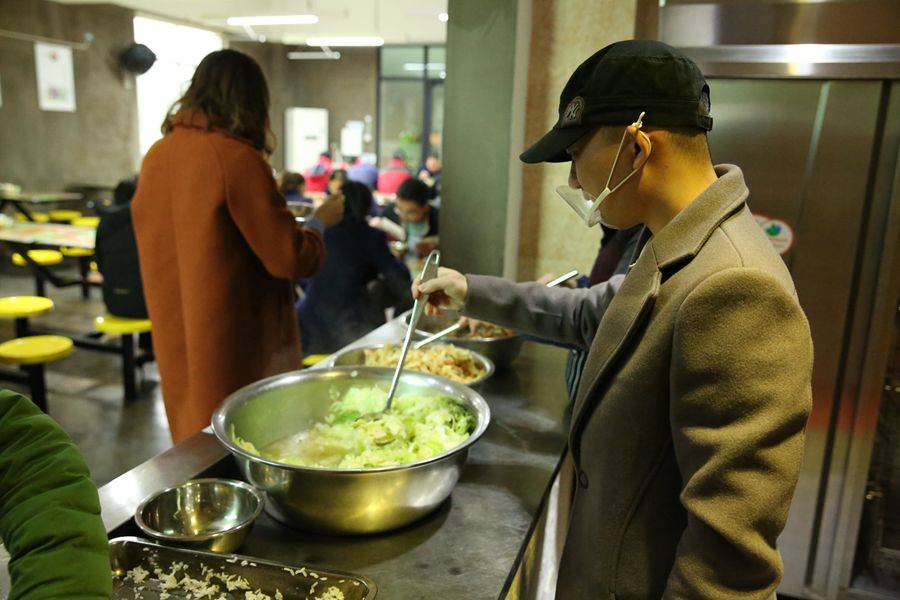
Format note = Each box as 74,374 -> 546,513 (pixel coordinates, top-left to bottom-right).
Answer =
569,245 -> 661,456
567,165 -> 751,462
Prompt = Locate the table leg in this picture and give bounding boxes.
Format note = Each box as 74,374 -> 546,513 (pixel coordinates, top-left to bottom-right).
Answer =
78,257 -> 90,299
7,201 -> 36,221
14,317 -> 29,338
35,272 -> 46,297
25,364 -> 48,412
122,334 -> 137,401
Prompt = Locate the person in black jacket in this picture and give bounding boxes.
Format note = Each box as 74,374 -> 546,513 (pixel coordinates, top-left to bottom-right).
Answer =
95,177 -> 147,319
380,178 -> 440,260
297,180 -> 412,354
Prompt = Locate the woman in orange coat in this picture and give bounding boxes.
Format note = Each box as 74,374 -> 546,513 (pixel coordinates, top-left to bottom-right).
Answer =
132,50 -> 343,442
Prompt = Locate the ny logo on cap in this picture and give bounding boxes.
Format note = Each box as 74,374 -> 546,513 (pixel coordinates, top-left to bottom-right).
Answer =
561,96 -> 585,127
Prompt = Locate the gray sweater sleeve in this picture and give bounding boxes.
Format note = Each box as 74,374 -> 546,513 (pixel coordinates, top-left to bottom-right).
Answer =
463,274 -> 624,350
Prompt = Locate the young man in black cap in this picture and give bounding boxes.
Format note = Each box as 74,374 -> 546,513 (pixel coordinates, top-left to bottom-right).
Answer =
415,40 -> 813,599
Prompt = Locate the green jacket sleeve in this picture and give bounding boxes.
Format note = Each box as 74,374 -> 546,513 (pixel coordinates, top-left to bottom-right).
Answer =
0,390 -> 111,599
665,268 -> 813,599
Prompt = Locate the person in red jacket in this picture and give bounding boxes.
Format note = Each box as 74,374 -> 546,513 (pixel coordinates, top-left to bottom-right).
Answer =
377,151 -> 412,194
304,152 -> 333,193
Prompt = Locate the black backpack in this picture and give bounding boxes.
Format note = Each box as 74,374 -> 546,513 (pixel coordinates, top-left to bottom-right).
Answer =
95,204 -> 148,319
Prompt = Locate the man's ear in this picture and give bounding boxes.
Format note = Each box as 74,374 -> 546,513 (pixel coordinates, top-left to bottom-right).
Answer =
630,126 -> 652,170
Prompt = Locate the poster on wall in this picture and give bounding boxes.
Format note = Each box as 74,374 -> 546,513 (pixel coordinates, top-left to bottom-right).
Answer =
34,42 -> 76,112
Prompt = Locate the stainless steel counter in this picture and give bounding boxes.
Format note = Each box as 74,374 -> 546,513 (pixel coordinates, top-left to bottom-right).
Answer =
99,319 -> 572,599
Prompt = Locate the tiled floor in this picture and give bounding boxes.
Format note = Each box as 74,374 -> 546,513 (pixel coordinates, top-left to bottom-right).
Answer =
0,264 -> 172,485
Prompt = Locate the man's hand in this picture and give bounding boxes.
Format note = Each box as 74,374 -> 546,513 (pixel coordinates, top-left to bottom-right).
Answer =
313,193 -> 344,228
412,267 -> 468,315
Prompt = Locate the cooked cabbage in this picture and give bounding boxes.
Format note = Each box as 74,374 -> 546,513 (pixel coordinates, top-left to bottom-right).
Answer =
233,386 -> 476,469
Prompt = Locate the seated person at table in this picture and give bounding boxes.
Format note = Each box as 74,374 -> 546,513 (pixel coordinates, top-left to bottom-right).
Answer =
347,155 -> 379,190
377,151 -> 411,194
297,180 -> 412,354
381,178 -> 439,260
327,168 -> 348,195
0,389 -> 111,598
418,151 -> 442,202
278,171 -> 313,205
95,176 -> 147,319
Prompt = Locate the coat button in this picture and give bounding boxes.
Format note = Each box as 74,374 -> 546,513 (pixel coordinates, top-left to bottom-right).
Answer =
578,470 -> 589,489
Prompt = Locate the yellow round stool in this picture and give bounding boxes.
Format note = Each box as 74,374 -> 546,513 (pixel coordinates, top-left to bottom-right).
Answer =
0,296 -> 54,319
12,249 -> 63,267
0,335 -> 73,366
48,209 -> 82,222
60,246 -> 94,258
0,335 -> 73,412
95,315 -> 152,335
12,250 -> 63,297
302,354 -> 330,368
14,212 -> 50,223
95,315 -> 152,400
71,216 -> 100,228
0,296 -> 53,336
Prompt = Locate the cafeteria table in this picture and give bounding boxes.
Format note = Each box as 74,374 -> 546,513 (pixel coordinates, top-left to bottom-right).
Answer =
0,190 -> 83,222
0,221 -> 95,292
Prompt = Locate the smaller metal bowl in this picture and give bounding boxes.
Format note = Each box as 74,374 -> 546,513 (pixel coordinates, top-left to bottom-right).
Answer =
404,311 -> 524,369
329,343 -> 495,387
135,478 -> 263,553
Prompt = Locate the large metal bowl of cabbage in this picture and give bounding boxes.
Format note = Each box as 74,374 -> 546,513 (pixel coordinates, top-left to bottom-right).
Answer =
212,366 -> 490,535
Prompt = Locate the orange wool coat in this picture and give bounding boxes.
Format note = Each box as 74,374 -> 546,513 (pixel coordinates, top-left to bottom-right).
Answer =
132,111 -> 325,443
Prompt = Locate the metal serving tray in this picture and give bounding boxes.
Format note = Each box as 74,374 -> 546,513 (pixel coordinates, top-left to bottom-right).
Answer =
110,536 -> 376,599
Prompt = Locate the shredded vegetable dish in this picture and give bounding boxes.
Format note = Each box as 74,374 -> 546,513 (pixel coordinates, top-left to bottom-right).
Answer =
362,343 -> 486,383
233,386 -> 476,469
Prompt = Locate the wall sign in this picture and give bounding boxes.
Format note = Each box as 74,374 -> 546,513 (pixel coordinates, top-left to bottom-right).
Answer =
753,213 -> 795,255
35,42 -> 76,112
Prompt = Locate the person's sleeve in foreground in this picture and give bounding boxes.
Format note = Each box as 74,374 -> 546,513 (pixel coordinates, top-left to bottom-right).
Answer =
222,147 -> 325,280
0,390 -> 111,600
664,268 -> 813,599
463,274 -> 623,350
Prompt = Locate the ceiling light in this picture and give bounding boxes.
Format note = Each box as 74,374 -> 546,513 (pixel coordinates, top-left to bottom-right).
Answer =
438,12 -> 449,23
227,15 -> 318,26
306,36 -> 384,47
288,50 -> 342,60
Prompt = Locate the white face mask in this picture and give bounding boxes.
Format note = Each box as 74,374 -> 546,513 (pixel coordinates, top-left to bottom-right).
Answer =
556,111 -> 650,228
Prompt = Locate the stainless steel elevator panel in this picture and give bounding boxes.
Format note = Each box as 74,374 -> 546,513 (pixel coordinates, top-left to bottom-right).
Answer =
707,79 -> 888,597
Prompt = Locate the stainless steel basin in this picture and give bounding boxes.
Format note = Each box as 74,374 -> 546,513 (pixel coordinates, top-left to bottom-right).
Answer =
212,367 -> 490,535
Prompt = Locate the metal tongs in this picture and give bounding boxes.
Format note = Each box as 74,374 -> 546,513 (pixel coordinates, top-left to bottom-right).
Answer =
413,268 -> 580,349
358,250 -> 442,431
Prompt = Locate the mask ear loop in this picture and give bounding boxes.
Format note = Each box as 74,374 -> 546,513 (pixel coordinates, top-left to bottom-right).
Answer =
604,111 -> 651,194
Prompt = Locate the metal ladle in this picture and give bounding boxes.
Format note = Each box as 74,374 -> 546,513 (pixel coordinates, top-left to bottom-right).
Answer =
357,250 -> 442,433
413,269 -> 580,349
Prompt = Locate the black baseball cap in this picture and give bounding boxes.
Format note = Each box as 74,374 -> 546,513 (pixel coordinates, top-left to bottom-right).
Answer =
520,40 -> 713,164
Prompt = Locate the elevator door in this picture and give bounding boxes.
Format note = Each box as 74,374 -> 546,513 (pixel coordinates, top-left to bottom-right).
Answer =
707,79 -> 885,596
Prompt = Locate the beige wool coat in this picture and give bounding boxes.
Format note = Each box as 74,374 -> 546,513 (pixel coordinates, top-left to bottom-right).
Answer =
464,165 -> 813,599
